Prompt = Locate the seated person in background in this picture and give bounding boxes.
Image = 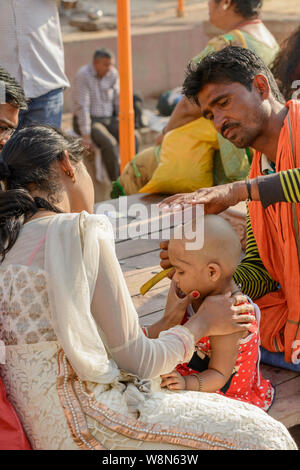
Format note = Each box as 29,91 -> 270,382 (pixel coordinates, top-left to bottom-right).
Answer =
114,0 -> 279,198
72,48 -> 140,184
157,0 -> 278,146
72,48 -> 121,182
161,215 -> 274,412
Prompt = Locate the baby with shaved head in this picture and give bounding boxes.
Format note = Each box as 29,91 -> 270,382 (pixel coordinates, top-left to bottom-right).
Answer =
161,215 -> 274,411
170,214 -> 242,301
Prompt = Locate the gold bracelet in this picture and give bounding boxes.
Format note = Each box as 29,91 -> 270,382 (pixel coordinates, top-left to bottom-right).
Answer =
191,373 -> 203,392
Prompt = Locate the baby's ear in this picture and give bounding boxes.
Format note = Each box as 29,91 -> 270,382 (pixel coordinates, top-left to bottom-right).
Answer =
207,263 -> 221,283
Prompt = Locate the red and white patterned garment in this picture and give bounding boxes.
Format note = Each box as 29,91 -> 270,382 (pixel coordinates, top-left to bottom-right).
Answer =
176,301 -> 275,412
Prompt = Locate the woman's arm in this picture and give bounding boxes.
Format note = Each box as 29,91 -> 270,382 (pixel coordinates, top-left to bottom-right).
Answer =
91,231 -> 254,379
145,281 -> 200,339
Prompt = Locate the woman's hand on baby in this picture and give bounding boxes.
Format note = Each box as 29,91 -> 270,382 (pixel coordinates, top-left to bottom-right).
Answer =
146,281 -> 200,338
196,292 -> 255,336
163,279 -> 200,327
160,370 -> 186,390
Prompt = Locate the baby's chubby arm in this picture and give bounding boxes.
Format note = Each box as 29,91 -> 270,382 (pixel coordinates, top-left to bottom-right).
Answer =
193,331 -> 244,392
161,332 -> 245,393
160,331 -> 244,392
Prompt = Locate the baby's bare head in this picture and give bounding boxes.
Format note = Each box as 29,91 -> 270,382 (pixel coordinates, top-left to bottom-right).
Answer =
169,215 -> 241,297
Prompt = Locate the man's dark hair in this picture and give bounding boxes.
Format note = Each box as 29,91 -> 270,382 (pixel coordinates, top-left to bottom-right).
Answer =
215,0 -> 262,18
182,46 -> 285,106
0,66 -> 27,110
93,48 -> 114,61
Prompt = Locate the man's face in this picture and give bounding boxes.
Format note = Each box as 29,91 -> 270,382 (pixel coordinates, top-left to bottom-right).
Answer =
198,80 -> 269,149
93,57 -> 113,79
0,103 -> 19,150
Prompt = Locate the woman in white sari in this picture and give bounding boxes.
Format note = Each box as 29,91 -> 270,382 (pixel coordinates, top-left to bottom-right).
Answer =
0,126 -> 296,450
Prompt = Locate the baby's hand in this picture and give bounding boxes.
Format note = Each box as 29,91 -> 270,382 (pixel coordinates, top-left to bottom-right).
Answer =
160,370 -> 186,390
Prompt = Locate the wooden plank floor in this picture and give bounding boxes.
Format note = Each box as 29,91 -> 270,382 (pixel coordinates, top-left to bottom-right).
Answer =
95,194 -> 300,429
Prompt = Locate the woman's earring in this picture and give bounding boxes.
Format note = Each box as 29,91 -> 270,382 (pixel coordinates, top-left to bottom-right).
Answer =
65,169 -> 76,183
223,3 -> 229,10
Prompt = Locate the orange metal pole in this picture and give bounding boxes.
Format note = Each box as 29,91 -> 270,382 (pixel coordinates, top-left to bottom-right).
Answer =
177,0 -> 185,17
117,0 -> 136,172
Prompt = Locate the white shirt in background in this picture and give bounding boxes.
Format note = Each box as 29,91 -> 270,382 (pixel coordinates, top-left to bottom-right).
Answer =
0,0 -> 69,99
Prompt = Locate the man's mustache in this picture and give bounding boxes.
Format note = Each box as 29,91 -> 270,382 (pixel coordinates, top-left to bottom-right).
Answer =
221,122 -> 240,138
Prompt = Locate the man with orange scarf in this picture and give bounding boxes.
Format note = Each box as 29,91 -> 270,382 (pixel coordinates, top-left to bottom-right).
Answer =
159,47 -> 300,369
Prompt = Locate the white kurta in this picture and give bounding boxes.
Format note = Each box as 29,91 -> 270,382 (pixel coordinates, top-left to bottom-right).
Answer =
0,213 -> 296,450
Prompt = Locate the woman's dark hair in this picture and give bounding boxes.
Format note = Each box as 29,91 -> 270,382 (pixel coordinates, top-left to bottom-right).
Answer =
0,125 -> 85,261
270,26 -> 300,100
182,46 -> 285,106
215,0 -> 262,18
0,66 -> 27,110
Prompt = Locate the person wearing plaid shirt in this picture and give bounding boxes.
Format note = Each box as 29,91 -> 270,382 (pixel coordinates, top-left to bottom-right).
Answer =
72,49 -> 122,182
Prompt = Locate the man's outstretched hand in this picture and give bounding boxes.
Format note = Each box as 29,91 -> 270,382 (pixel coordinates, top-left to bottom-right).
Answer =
158,182 -> 248,215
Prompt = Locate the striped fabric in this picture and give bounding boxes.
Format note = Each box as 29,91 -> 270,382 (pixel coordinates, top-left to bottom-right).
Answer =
258,168 -> 300,209
234,168 -> 300,299
234,209 -> 279,300
279,169 -> 300,203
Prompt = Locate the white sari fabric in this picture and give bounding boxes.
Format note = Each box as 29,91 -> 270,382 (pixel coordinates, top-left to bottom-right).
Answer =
0,212 -> 296,450
45,212 -> 195,382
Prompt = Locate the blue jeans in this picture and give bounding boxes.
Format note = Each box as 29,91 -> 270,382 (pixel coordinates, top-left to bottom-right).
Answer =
18,88 -> 63,129
260,346 -> 300,372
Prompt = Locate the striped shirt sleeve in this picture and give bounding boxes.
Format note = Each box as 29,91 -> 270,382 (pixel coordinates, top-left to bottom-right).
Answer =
233,209 -> 279,300
258,168 -> 300,209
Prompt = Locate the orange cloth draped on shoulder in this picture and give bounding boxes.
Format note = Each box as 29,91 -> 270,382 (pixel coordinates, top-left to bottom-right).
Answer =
248,100 -> 300,362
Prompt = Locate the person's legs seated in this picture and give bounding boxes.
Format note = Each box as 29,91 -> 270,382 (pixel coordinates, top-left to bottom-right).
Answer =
18,88 -> 63,129
104,115 -> 141,154
260,346 -> 300,372
91,119 -> 120,182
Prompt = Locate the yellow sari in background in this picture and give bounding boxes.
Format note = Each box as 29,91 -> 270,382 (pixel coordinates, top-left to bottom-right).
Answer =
112,29 -> 279,197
